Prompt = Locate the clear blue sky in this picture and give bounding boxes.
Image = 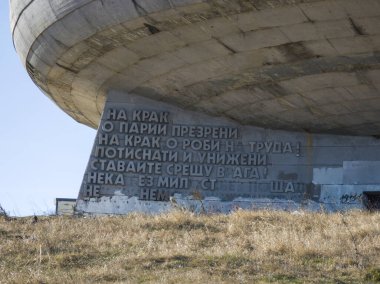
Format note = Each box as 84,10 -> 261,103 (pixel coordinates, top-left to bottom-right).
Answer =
0,2 -> 96,216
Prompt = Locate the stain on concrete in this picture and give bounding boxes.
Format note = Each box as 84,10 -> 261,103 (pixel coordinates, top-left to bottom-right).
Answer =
348,17 -> 366,36
276,42 -> 315,62
278,171 -> 298,180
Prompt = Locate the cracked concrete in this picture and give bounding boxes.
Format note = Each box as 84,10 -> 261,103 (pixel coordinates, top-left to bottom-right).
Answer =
10,0 -> 380,135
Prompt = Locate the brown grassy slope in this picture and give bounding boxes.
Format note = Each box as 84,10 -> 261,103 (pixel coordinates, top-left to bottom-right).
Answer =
0,210 -> 379,284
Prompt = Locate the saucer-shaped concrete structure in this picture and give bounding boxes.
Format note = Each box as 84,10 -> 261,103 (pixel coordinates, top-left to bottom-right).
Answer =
11,0 -> 380,135
11,0 -> 380,213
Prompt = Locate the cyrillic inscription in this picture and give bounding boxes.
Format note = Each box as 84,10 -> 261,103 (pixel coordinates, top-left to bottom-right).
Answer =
81,107 -> 303,201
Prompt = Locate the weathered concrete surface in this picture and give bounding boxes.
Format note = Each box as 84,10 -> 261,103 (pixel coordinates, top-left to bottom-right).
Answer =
76,92 -> 380,214
10,0 -> 380,135
343,161 -> 380,184
10,0 -> 380,213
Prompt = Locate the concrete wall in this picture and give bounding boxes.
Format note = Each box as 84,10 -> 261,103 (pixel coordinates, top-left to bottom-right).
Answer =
76,91 -> 380,214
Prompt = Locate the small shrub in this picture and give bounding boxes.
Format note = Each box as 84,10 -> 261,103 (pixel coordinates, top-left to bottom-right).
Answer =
365,268 -> 380,281
0,203 -> 8,218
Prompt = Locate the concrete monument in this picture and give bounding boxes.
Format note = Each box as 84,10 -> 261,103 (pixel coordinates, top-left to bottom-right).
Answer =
11,0 -> 380,213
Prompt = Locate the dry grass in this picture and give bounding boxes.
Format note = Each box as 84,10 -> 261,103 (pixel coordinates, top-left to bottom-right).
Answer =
0,210 -> 379,283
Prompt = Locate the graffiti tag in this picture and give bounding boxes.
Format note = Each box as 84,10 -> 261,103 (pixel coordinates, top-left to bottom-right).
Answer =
340,193 -> 363,204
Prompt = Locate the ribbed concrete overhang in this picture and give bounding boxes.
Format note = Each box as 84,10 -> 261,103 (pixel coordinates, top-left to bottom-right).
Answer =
10,0 -> 380,135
